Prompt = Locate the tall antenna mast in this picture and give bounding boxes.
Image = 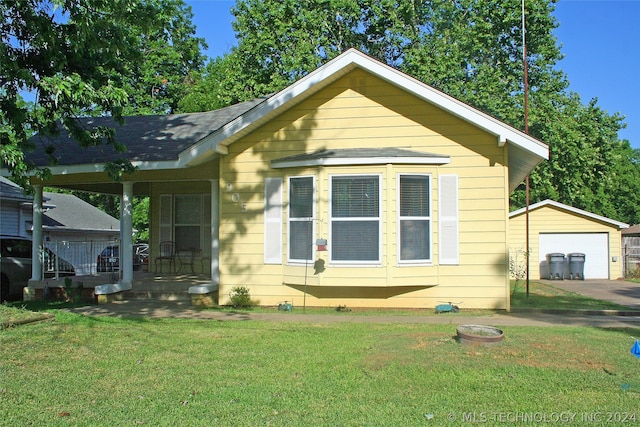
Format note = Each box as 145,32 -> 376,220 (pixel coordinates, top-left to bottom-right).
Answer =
522,0 -> 531,298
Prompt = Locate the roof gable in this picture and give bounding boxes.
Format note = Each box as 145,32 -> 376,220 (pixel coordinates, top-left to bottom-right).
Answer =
189,49 -> 548,190
510,199 -> 629,230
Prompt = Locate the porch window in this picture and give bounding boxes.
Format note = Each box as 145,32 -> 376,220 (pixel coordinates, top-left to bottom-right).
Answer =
398,174 -> 431,262
288,176 -> 315,262
330,175 -> 381,263
159,194 -> 211,252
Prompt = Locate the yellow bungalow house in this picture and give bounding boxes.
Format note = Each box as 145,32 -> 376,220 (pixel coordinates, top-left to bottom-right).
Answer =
509,199 -> 628,281
16,49 -> 548,310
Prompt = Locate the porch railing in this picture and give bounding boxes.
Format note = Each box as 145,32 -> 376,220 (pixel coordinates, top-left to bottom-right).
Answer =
44,240 -> 118,277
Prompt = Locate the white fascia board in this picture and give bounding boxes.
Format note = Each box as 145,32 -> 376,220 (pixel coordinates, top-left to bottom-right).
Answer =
23,160 -> 182,176
271,156 -> 450,169
509,199 -> 629,229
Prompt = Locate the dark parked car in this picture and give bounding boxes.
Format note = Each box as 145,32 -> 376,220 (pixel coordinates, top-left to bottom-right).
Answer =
97,243 -> 149,272
1,236 -> 75,301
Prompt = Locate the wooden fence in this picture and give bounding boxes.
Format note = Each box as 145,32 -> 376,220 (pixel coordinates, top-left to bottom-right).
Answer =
623,236 -> 640,278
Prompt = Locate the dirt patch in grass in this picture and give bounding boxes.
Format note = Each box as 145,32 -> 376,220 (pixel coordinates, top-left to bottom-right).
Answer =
361,327 -> 621,375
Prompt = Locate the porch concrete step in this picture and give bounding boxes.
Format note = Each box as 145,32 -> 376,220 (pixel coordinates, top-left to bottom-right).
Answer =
121,290 -> 190,301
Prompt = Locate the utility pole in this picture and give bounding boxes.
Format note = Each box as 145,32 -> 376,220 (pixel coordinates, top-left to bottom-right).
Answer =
522,0 -> 531,298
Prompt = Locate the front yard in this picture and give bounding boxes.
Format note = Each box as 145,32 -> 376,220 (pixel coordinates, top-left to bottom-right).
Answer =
2,288 -> 640,426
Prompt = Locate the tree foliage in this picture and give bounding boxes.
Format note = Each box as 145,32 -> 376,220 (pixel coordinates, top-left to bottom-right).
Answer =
183,0 -> 639,224
121,0 -> 207,115
1,0 -> 205,187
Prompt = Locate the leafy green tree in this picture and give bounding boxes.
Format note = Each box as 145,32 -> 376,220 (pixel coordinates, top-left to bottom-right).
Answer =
122,0 -> 207,115
133,196 -> 150,243
1,0 -> 204,187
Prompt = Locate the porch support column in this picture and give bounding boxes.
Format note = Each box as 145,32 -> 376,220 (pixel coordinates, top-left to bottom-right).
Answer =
120,182 -> 134,286
30,184 -> 43,282
210,179 -> 220,284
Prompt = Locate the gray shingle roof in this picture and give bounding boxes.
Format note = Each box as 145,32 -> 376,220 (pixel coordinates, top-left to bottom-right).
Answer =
0,177 -> 32,202
42,192 -> 120,232
27,99 -> 265,167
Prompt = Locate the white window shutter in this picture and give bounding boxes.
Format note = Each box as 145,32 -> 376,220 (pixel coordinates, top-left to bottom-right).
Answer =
439,175 -> 459,265
264,178 -> 283,264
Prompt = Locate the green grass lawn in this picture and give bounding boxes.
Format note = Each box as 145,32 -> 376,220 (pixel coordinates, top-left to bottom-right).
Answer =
2,308 -> 640,426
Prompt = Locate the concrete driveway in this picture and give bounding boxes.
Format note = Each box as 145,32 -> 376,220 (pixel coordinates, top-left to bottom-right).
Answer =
540,278 -> 640,309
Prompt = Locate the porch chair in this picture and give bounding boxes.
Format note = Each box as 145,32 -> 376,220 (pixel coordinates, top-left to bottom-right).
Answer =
155,241 -> 179,273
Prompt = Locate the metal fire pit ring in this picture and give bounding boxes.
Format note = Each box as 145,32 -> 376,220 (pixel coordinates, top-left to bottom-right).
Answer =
456,324 -> 504,344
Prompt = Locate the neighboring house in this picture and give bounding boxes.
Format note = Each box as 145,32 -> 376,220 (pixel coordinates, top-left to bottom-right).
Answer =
1,177 -> 120,275
12,49 -> 549,309
621,224 -> 640,277
509,200 -> 628,280
35,192 -> 121,275
0,176 -> 32,237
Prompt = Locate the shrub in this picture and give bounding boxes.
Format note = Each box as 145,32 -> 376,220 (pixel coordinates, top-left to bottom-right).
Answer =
229,286 -> 254,308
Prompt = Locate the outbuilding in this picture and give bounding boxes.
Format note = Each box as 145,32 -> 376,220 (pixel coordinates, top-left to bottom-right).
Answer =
509,200 -> 628,280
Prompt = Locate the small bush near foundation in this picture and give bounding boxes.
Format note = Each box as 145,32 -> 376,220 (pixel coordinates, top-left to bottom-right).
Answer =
229,286 -> 254,308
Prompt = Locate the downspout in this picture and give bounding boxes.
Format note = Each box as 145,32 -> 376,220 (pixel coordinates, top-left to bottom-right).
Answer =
522,0 -> 531,298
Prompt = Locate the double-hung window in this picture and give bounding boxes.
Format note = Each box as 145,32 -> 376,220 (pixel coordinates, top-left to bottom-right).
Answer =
288,176 -> 315,262
398,174 -> 431,263
330,175 -> 381,263
159,194 -> 211,252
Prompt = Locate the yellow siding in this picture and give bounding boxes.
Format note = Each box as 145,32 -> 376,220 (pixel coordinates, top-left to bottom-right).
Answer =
218,69 -> 511,309
509,205 -> 623,280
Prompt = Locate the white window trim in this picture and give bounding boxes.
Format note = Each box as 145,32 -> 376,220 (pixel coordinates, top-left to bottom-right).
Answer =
397,173 -> 432,266
287,175 -> 316,264
329,173 -> 382,266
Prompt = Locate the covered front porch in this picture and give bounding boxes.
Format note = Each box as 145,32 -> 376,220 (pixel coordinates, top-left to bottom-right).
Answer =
24,158 -> 222,306
25,270 -> 213,304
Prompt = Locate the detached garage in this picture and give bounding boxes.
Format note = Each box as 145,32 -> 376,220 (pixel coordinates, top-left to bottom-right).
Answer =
509,200 -> 628,280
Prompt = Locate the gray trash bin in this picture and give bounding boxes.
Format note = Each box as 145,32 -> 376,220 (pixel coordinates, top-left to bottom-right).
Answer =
568,253 -> 585,280
546,253 -> 565,280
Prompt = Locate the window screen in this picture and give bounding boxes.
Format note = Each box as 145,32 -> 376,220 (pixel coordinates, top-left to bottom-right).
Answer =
331,175 -> 380,262
399,175 -> 431,261
289,177 -> 314,261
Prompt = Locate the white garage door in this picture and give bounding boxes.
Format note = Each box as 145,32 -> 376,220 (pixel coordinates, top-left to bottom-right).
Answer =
538,233 -> 609,279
